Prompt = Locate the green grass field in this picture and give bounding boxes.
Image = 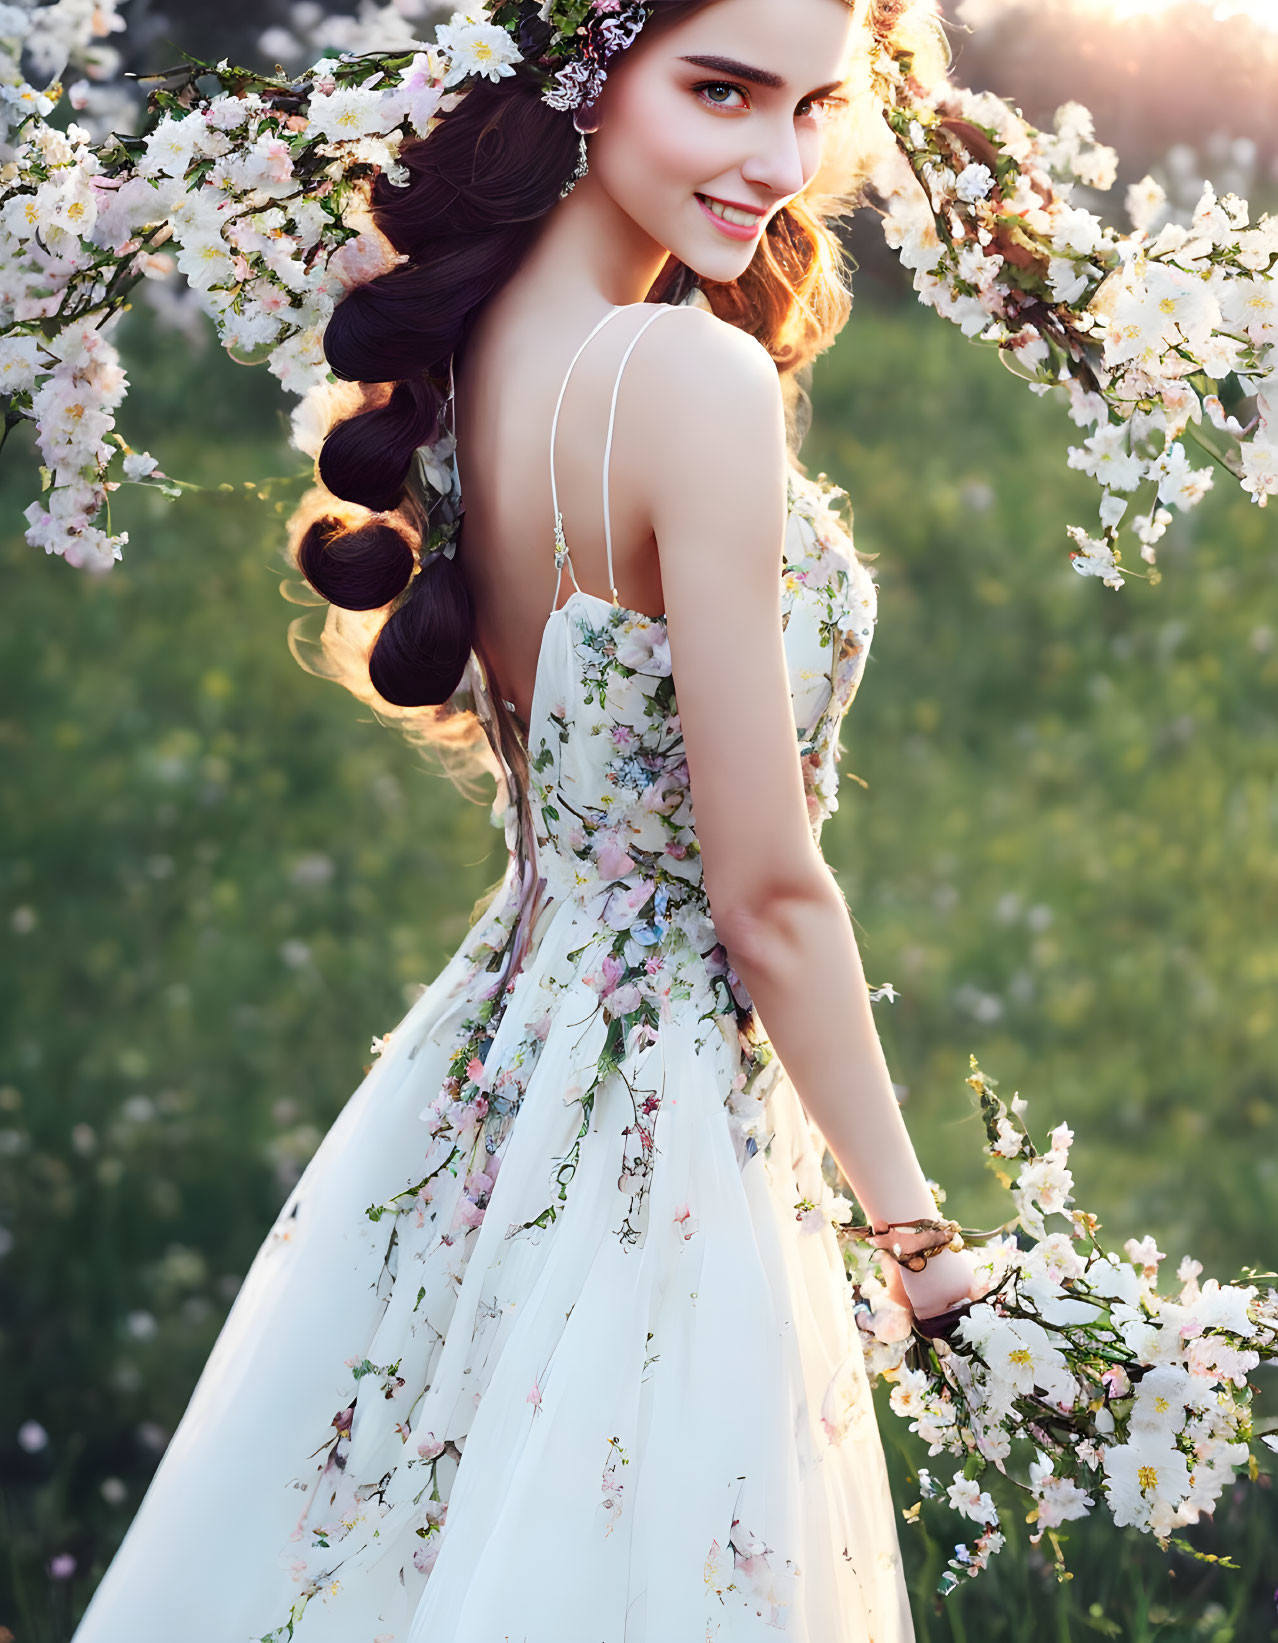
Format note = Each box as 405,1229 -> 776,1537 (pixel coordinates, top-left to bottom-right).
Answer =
2,284 -> 1275,1640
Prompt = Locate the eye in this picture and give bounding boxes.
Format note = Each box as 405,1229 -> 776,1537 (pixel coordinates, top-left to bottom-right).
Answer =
692,80 -> 850,123
693,79 -> 748,112
796,93 -> 850,122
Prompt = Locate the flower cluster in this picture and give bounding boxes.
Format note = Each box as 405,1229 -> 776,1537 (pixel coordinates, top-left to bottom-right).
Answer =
4,0 -> 128,91
491,0 -> 652,113
840,1054 -> 1277,1595
2,3 -> 1274,587
1,0 -> 150,567
869,71 -> 1278,589
0,5 -> 540,569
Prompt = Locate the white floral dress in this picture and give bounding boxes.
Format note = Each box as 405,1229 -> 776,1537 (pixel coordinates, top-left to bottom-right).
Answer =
70,301 -> 914,1643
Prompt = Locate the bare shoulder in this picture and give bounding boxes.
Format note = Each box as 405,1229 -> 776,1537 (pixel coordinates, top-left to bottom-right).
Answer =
622,303 -> 786,491
629,301 -> 780,412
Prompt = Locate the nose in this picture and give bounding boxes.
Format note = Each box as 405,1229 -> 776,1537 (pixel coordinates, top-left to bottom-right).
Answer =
738,114 -> 810,202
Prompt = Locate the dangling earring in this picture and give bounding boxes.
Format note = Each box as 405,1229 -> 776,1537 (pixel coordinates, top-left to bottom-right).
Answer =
560,130 -> 589,199
560,103 -> 600,200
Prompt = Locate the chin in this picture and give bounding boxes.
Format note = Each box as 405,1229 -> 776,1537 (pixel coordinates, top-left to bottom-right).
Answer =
678,243 -> 759,283
662,219 -> 762,284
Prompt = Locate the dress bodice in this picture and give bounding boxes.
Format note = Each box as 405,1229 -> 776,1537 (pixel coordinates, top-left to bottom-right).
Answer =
463,297 -> 879,1013
525,465 -> 878,924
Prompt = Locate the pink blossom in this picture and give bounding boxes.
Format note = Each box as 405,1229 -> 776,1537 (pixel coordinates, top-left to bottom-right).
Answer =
527,1379 -> 542,1410
639,773 -> 684,816
453,1198 -> 485,1230
252,282 -> 293,315
388,54 -> 445,137
255,135 -> 294,184
604,879 -> 656,932
628,1019 -> 660,1054
412,1537 -> 441,1575
607,982 -> 643,1016
328,229 -> 405,293
1185,1335 -> 1260,1386
595,834 -> 636,879
867,1299 -> 913,1344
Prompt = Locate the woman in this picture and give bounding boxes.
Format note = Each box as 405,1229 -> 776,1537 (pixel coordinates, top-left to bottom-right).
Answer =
71,1 -> 985,1638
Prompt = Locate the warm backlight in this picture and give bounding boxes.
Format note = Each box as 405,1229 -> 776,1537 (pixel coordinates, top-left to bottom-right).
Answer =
1075,0 -> 1277,22
963,0 -> 1278,28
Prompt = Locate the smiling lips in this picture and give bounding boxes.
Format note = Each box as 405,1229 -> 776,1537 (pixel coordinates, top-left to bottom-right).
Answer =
695,192 -> 767,240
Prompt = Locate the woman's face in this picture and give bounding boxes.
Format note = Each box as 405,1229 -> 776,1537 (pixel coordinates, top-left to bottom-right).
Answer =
585,0 -> 862,281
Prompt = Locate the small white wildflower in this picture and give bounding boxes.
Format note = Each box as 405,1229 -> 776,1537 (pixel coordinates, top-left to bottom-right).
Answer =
955,162 -> 995,203
436,19 -> 522,87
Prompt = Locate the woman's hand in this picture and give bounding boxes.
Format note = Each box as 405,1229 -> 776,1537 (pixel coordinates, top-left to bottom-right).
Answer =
879,1246 -> 985,1333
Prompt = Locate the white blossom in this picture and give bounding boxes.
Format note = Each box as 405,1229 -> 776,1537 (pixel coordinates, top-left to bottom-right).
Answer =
1027,1450 -> 1094,1529
436,18 -> 522,86
946,1474 -> 1000,1527
1101,1432 -> 1190,1532
955,162 -> 995,203
305,82 -> 404,144
1239,435 -> 1278,505
1126,174 -> 1168,235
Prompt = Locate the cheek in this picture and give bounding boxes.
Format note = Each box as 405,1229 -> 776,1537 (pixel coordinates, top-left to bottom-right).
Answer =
597,83 -> 731,195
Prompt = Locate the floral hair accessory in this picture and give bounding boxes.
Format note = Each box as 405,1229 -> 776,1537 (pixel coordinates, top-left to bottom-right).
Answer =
493,1 -> 653,114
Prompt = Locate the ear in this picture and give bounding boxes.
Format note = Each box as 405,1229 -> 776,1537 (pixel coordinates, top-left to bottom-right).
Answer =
573,102 -> 602,135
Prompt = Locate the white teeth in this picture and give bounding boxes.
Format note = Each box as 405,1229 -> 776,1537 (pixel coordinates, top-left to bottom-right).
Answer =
702,196 -> 760,229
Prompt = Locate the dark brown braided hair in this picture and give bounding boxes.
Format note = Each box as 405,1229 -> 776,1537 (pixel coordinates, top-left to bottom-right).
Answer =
284,0 -> 950,764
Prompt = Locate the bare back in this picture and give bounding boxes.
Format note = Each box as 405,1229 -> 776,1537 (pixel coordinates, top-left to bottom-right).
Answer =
452,297 -> 680,726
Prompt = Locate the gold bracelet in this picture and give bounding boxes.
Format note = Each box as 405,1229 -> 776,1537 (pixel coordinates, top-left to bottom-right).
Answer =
843,1216 -> 965,1273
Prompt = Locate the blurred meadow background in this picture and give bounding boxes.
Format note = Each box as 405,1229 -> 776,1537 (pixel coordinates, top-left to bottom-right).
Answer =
3,0 -> 1278,1637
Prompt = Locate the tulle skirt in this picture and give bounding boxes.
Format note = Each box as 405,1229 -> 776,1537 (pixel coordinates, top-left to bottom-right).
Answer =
71,856 -> 915,1643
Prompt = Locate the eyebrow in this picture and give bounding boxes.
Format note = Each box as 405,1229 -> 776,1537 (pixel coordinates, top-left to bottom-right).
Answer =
677,54 -> 847,99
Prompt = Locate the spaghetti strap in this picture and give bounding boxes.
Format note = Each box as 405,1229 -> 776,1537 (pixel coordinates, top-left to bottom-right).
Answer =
602,305 -> 676,607
549,306 -> 625,614
547,302 -> 679,616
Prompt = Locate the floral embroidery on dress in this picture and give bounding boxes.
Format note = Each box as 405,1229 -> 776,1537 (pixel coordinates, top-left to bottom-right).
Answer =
258,458 -> 885,1639
599,1434 -> 630,1535
704,1514 -> 801,1631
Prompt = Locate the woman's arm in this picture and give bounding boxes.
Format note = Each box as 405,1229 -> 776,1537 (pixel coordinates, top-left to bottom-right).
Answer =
634,306 -> 977,1320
